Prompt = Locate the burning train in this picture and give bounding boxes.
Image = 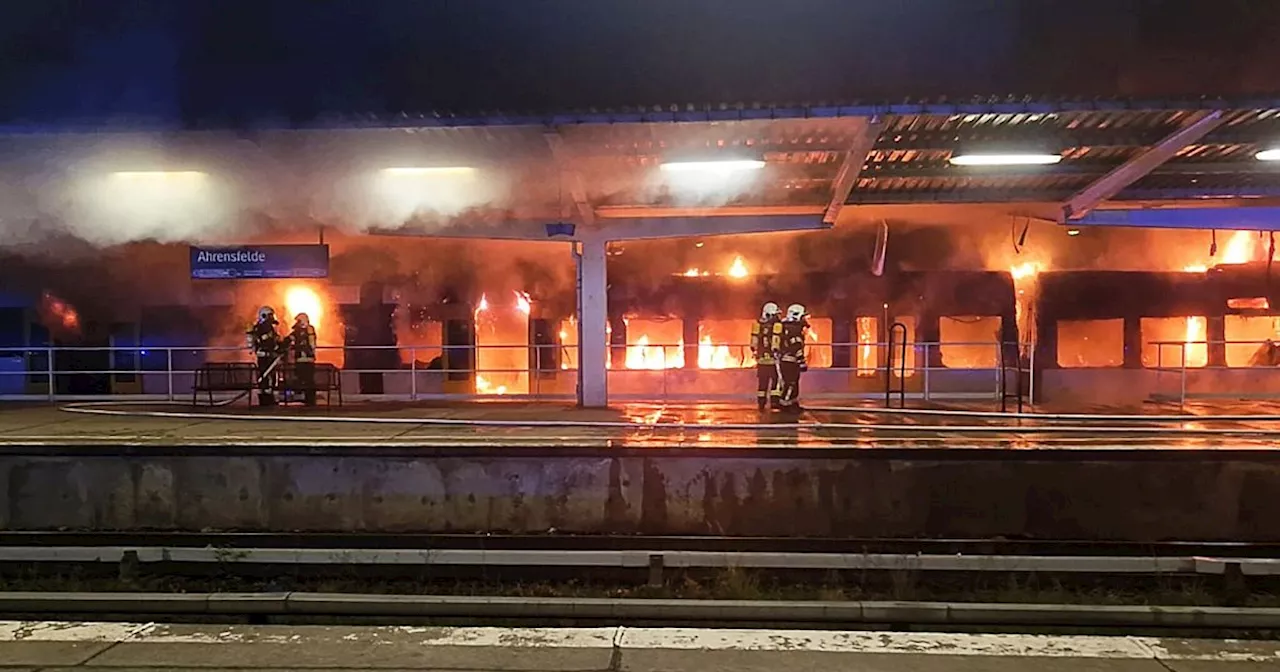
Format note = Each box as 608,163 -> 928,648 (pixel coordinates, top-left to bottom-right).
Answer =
3,228 -> 1280,406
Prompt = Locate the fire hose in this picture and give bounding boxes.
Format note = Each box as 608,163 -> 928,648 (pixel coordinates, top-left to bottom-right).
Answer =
208,353 -> 285,408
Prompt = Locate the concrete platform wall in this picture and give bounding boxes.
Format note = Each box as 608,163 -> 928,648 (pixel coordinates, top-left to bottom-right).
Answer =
3,450 -> 1278,540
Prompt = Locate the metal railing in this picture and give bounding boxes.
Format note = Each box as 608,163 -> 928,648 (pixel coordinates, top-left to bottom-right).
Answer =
0,340 -> 1034,403
1148,338 -> 1280,407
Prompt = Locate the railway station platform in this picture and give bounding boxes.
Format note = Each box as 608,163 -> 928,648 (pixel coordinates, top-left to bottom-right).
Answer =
2,401 -> 1280,541
4,399 -> 1280,449
3,621 -> 1277,671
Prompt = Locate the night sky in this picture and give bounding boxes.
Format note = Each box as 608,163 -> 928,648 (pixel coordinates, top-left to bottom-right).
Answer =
1,0 -> 1278,128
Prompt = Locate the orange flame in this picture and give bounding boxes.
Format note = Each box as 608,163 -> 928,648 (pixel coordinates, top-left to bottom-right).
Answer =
625,334 -> 685,369
40,292 -> 80,333
697,336 -> 737,369
1008,261 -> 1043,346
1173,232 -> 1262,367
855,317 -> 876,376
283,286 -> 324,330
514,291 -> 531,315
1221,231 -> 1259,265
1010,261 -> 1042,280
680,256 -> 751,279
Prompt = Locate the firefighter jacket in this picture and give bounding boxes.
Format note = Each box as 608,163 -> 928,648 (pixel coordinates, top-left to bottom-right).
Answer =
290,324 -> 318,362
750,318 -> 782,364
247,319 -> 282,358
779,320 -> 807,365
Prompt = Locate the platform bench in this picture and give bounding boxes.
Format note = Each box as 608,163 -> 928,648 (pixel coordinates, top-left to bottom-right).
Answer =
191,362 -> 259,406
280,362 -> 343,406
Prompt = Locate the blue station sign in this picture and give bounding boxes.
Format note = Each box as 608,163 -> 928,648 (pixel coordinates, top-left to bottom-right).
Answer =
190,245 -> 330,280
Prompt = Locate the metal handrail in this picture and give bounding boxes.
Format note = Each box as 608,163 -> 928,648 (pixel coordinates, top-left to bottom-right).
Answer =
0,341 -> 1037,402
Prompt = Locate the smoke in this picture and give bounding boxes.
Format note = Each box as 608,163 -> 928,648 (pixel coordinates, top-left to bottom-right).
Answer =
0,125 -> 1272,356
0,129 -> 546,248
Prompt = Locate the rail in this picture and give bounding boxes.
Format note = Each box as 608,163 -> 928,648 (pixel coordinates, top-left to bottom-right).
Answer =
0,340 -> 1034,403
4,546 -> 1279,576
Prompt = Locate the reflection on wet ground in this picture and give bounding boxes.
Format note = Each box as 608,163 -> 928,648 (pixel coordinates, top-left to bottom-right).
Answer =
0,400 -> 1277,449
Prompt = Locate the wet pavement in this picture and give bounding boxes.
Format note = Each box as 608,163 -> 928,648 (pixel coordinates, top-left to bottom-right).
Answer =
0,400 -> 1279,450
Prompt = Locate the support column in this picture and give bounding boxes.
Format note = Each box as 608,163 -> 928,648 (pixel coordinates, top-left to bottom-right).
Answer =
1207,317 -> 1227,368
576,237 -> 609,407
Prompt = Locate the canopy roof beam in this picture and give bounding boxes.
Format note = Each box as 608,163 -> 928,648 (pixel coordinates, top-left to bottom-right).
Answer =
1061,110 -> 1227,221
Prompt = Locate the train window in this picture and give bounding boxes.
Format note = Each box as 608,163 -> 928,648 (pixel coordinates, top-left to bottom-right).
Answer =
1141,317 -> 1208,368
475,300 -> 530,395
804,317 -> 832,369
889,316 -> 916,377
398,317 -> 443,369
1228,297 -> 1270,310
1225,315 -> 1280,367
855,317 -> 878,376
939,316 -> 1000,369
558,319 -> 579,370
697,320 -> 755,369
621,318 -> 684,369
1057,319 -> 1123,368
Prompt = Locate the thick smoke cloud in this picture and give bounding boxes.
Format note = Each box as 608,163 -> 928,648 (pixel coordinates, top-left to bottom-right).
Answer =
0,129 -> 548,248
0,128 -> 1267,345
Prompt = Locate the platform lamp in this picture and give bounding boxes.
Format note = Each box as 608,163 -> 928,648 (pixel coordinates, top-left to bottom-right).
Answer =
948,142 -> 1064,167
658,149 -> 767,174
1256,147 -> 1280,161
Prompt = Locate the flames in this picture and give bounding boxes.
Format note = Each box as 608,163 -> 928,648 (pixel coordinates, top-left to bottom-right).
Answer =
697,335 -> 743,369
283,286 -> 324,329
39,292 -> 81,335
1221,231 -> 1261,265
855,316 -> 876,376
276,283 -> 342,366
1008,261 -> 1043,347
682,255 -> 750,279
625,333 -> 683,369
473,291 -> 532,395
1175,231 -> 1264,367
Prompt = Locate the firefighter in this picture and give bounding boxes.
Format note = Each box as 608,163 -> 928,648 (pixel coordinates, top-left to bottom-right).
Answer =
289,312 -> 319,406
750,302 -> 783,410
246,305 -> 283,406
776,303 -> 809,413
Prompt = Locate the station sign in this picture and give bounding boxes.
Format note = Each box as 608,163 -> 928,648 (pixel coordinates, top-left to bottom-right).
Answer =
189,245 -> 330,280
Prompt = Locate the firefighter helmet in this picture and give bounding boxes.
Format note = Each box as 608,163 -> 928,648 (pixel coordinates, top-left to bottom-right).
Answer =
257,306 -> 275,321
785,304 -> 806,322
295,312 -> 310,327
761,302 -> 780,320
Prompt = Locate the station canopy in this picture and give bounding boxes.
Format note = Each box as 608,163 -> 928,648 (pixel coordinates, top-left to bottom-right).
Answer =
3,98 -> 1280,240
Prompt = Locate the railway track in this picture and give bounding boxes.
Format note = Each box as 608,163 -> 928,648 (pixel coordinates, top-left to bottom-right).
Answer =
2,532 -> 1278,557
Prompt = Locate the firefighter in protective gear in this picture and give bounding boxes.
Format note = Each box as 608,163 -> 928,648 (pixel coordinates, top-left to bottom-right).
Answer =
776,303 -> 809,412
289,312 -> 319,406
246,305 -> 283,406
750,302 -> 783,409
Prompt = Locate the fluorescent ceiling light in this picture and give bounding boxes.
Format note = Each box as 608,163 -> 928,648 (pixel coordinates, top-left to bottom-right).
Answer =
381,166 -> 476,176
111,170 -> 207,180
1256,148 -> 1280,162
949,153 -> 1062,166
659,159 -> 766,173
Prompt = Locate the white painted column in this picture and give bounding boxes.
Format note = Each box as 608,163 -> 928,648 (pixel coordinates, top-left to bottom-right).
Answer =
576,236 -> 609,407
